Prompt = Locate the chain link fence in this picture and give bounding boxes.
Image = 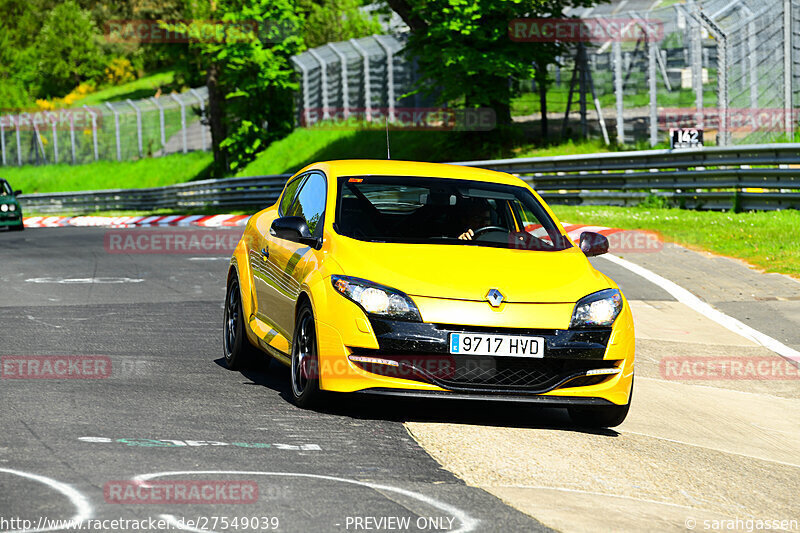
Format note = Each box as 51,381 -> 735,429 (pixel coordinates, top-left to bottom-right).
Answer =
0,88 -> 210,167
0,34 -> 427,168
291,34 -> 433,125
538,0 -> 800,146
4,2 -> 799,169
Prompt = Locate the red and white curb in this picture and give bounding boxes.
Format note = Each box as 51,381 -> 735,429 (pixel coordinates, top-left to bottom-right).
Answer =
560,223 -> 625,242
21,214 -> 252,229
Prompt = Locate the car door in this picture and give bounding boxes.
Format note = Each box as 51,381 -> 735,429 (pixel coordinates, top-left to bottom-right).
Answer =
258,172 -> 327,348
251,174 -> 307,333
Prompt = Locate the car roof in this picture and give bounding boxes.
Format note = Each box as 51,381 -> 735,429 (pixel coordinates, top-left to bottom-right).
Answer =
298,160 -> 525,187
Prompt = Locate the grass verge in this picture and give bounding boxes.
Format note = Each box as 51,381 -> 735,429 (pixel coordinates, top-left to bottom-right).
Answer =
550,204 -> 800,278
74,71 -> 177,107
237,127 -> 458,176
238,126 -> 616,176
511,85 -> 719,116
5,152 -> 213,194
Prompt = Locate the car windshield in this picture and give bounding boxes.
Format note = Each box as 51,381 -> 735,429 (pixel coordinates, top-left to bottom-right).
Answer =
335,176 -> 572,251
0,180 -> 11,196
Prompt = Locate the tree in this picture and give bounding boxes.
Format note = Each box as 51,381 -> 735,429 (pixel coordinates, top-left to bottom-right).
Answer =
166,0 -> 304,175
387,0 -> 596,133
299,0 -> 382,48
35,0 -> 106,97
0,22 -> 32,109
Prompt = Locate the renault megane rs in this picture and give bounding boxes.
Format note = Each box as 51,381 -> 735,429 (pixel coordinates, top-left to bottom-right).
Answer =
224,160 -> 634,427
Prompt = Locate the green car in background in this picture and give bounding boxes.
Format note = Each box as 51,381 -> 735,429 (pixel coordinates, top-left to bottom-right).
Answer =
0,178 -> 24,231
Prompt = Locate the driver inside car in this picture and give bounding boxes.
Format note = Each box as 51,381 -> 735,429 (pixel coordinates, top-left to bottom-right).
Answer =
457,201 -> 497,240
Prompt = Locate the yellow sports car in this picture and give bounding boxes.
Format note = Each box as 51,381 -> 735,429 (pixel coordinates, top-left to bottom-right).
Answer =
225,160 -> 634,427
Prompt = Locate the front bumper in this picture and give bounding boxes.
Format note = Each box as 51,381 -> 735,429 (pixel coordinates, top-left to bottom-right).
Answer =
355,388 -> 618,405
350,319 -> 619,394
0,211 -> 22,226
315,294 -> 635,405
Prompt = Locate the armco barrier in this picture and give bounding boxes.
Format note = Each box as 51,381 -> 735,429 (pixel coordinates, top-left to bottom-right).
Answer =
19,175 -> 291,214
17,144 -> 800,213
460,143 -> 800,210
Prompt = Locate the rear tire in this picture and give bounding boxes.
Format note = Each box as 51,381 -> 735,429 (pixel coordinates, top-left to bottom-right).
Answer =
290,302 -> 324,408
568,377 -> 633,428
223,276 -> 260,370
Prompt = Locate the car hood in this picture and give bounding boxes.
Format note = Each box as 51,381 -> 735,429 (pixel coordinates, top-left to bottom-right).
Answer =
328,236 -> 611,304
0,195 -> 18,205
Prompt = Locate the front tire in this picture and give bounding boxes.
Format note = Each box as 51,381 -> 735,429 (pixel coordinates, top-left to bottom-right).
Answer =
568,377 -> 633,428
223,276 -> 259,370
290,302 -> 324,408
9,222 -> 24,231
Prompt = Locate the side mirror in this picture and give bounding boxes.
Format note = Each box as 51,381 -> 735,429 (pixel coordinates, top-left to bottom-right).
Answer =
579,231 -> 609,257
270,216 -> 320,248
13,190 -> 21,196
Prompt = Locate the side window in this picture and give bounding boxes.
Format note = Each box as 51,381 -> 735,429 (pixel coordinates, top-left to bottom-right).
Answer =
279,175 -> 307,215
287,173 -> 326,236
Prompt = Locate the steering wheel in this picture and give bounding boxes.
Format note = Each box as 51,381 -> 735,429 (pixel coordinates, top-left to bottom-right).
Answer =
471,225 -> 509,238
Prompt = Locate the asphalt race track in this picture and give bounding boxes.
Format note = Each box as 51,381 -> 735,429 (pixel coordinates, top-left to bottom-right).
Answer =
1,226 -> 798,533
0,227 -> 544,533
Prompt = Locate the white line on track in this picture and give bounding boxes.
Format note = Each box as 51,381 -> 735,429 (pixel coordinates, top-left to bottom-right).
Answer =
133,470 -> 479,533
0,467 -> 92,533
24,277 -> 144,284
601,253 -> 800,365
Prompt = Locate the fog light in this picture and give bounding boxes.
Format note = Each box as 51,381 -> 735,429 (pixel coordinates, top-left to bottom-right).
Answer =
348,355 -> 399,367
585,368 -> 622,376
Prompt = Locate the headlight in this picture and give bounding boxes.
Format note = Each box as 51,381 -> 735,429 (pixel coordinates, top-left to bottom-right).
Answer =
9,204 -> 15,212
0,204 -> 7,212
570,289 -> 623,328
331,275 -> 422,321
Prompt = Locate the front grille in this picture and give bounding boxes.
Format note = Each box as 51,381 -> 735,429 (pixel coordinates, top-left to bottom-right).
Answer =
350,351 -> 619,394
367,318 -> 613,360
436,324 -> 558,336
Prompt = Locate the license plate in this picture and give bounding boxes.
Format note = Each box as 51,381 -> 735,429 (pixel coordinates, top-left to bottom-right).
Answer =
449,333 -> 544,357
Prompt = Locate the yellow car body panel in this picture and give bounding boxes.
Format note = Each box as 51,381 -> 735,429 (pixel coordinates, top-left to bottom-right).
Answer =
229,159 -> 635,406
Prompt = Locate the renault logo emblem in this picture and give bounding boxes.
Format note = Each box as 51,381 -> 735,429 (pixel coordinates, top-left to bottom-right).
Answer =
486,288 -> 504,307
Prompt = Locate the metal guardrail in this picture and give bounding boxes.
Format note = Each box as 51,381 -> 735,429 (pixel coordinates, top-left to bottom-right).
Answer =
454,143 -> 800,210
17,143 -> 800,214
19,174 -> 291,214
